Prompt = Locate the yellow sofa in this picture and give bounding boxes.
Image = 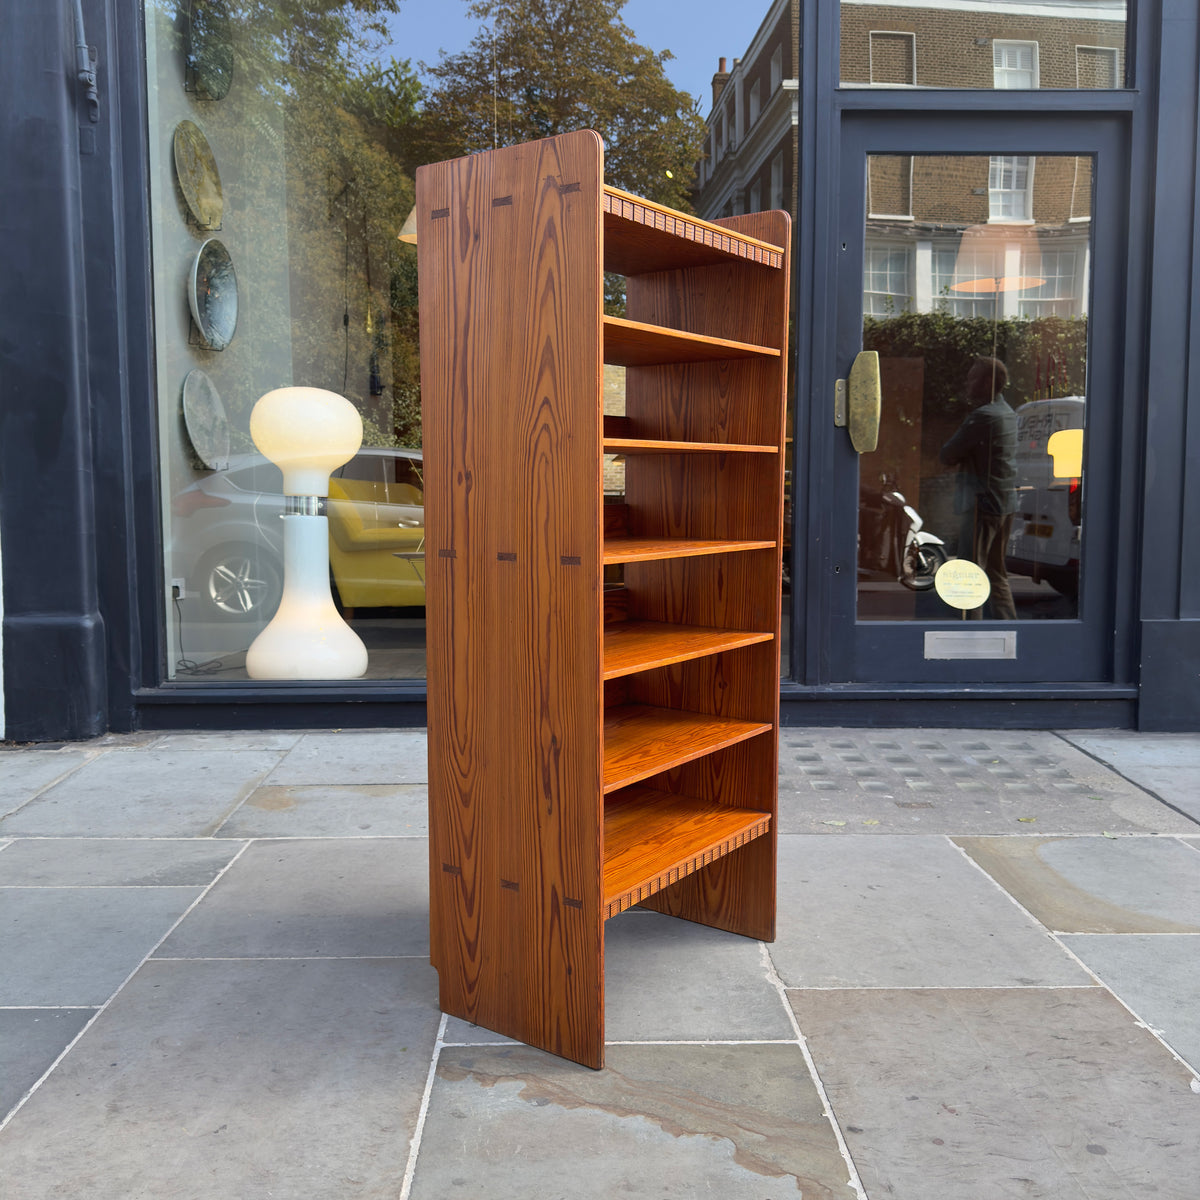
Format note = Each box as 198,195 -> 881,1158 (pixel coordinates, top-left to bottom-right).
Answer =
326,477 -> 425,608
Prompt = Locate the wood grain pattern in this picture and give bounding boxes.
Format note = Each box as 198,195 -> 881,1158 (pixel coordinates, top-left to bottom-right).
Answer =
603,620 -> 772,680
603,316 -> 779,367
624,210 -> 791,943
603,703 -> 772,793
604,536 -> 776,564
603,186 -> 785,275
604,437 -> 778,455
419,131 -> 605,1068
423,135 -> 790,1068
603,787 -> 771,917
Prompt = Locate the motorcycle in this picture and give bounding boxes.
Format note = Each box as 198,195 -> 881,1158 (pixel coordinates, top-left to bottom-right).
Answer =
859,474 -> 948,591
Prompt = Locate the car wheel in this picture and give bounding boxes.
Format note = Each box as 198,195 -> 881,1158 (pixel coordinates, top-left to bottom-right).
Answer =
195,544 -> 282,621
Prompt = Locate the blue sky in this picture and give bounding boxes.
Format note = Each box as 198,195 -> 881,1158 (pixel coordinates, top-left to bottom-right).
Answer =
381,1 -> 772,115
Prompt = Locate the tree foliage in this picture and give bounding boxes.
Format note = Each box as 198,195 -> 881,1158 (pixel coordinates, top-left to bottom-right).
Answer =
415,0 -> 706,211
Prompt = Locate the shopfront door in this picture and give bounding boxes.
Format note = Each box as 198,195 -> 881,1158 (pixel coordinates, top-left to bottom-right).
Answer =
825,114 -> 1129,685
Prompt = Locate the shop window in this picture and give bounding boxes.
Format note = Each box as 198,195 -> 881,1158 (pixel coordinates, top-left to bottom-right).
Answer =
146,3 -> 426,683
840,5 -> 1127,90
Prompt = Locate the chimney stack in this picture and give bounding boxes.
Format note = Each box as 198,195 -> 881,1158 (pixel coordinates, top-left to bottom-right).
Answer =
712,57 -> 731,106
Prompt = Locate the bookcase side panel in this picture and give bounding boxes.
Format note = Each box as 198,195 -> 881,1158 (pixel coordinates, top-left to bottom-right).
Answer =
419,131 -> 606,1067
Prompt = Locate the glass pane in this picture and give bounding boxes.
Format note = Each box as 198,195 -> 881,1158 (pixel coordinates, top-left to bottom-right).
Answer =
841,3 -> 1128,89
857,154 -> 1090,622
145,2 -> 424,682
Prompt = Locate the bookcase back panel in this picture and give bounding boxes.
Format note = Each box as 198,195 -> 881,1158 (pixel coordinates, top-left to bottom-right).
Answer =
624,553 -> 783,633
623,360 -> 783,448
623,453 -> 784,544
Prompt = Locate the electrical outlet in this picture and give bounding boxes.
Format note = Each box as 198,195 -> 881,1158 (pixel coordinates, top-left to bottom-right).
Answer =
171,578 -> 186,600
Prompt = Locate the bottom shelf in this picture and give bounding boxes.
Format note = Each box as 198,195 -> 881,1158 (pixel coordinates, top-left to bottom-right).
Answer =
603,787 -> 772,919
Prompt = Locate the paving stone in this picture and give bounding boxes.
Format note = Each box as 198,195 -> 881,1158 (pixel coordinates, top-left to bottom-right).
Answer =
1061,732 -> 1200,770
0,1009 -> 95,1120
789,987 -> 1200,1200
410,1043 -> 856,1200
1061,934 -> 1200,1073
156,838 -> 428,958
265,730 -> 428,785
603,910 -> 793,1043
771,835 -> 1089,988
0,958 -> 440,1199
150,731 -> 305,752
217,782 -> 428,838
954,835 -> 1200,933
0,751 -> 93,817
0,750 -> 282,837
0,839 -> 242,887
776,728 -> 1196,835
0,887 -> 202,1005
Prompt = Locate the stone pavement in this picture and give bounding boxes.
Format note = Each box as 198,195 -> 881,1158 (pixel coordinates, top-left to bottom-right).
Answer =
1,727 -> 1198,1199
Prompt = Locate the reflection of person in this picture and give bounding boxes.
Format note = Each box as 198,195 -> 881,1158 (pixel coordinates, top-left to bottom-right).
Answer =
940,357 -> 1018,620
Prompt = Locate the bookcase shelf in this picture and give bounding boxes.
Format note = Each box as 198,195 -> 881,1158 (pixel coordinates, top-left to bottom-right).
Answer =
603,536 -> 777,565
419,129 -> 790,1068
602,620 -> 774,680
602,703 -> 773,793
603,315 -> 780,367
604,437 -> 779,455
603,788 -> 772,919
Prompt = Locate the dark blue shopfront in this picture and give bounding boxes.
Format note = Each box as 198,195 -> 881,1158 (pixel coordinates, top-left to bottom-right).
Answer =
1,0 -> 1197,739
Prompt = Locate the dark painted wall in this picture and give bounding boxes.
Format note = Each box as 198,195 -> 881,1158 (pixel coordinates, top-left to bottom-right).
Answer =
1138,0 -> 1200,728
1,0 -> 108,739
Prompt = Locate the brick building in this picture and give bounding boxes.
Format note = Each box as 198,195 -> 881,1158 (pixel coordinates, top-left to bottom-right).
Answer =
693,0 -> 800,223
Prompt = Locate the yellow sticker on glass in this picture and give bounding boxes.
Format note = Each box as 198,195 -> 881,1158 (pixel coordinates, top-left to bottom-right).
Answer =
934,559 -> 991,611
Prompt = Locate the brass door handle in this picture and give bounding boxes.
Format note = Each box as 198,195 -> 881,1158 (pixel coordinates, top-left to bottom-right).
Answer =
834,351 -> 881,454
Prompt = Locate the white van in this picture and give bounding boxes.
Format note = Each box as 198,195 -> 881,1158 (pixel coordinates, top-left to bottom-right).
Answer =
1006,397 -> 1085,597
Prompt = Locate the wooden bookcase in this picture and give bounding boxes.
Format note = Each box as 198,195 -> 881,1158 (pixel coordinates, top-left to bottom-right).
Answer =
418,130 -> 790,1069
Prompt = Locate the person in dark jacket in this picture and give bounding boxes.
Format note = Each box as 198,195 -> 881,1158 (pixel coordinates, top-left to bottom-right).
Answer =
940,357 -> 1018,620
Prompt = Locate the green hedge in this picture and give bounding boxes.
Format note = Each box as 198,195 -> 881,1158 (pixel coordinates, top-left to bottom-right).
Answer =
862,311 -> 1087,418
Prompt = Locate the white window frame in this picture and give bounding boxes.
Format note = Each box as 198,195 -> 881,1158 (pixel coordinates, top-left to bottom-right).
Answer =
749,180 -> 762,213
993,40 -> 1039,89
867,156 -> 914,221
862,243 -> 913,316
748,78 -> 761,125
771,45 -> 783,92
988,155 -> 1035,223
1076,44 -> 1120,89
1018,247 -> 1083,320
770,151 -> 784,211
869,30 -> 916,87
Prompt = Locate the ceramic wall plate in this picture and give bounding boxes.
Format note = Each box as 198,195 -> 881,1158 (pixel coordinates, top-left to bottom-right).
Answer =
172,120 -> 223,229
188,238 -> 238,351
181,369 -> 231,470
184,0 -> 234,101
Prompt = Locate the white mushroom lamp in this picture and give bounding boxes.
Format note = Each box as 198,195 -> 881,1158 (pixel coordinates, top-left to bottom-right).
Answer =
245,386 -> 368,679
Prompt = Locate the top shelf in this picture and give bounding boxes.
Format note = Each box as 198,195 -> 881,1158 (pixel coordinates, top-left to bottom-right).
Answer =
603,187 -> 786,277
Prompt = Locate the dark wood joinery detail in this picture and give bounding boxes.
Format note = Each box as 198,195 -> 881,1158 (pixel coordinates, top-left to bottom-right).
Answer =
420,130 -> 790,1068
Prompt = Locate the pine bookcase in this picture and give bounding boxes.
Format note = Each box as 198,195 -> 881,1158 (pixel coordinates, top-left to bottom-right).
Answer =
418,130 -> 790,1068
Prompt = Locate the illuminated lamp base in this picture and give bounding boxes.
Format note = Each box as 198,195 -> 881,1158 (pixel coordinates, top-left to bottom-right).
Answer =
246,515 -> 367,680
